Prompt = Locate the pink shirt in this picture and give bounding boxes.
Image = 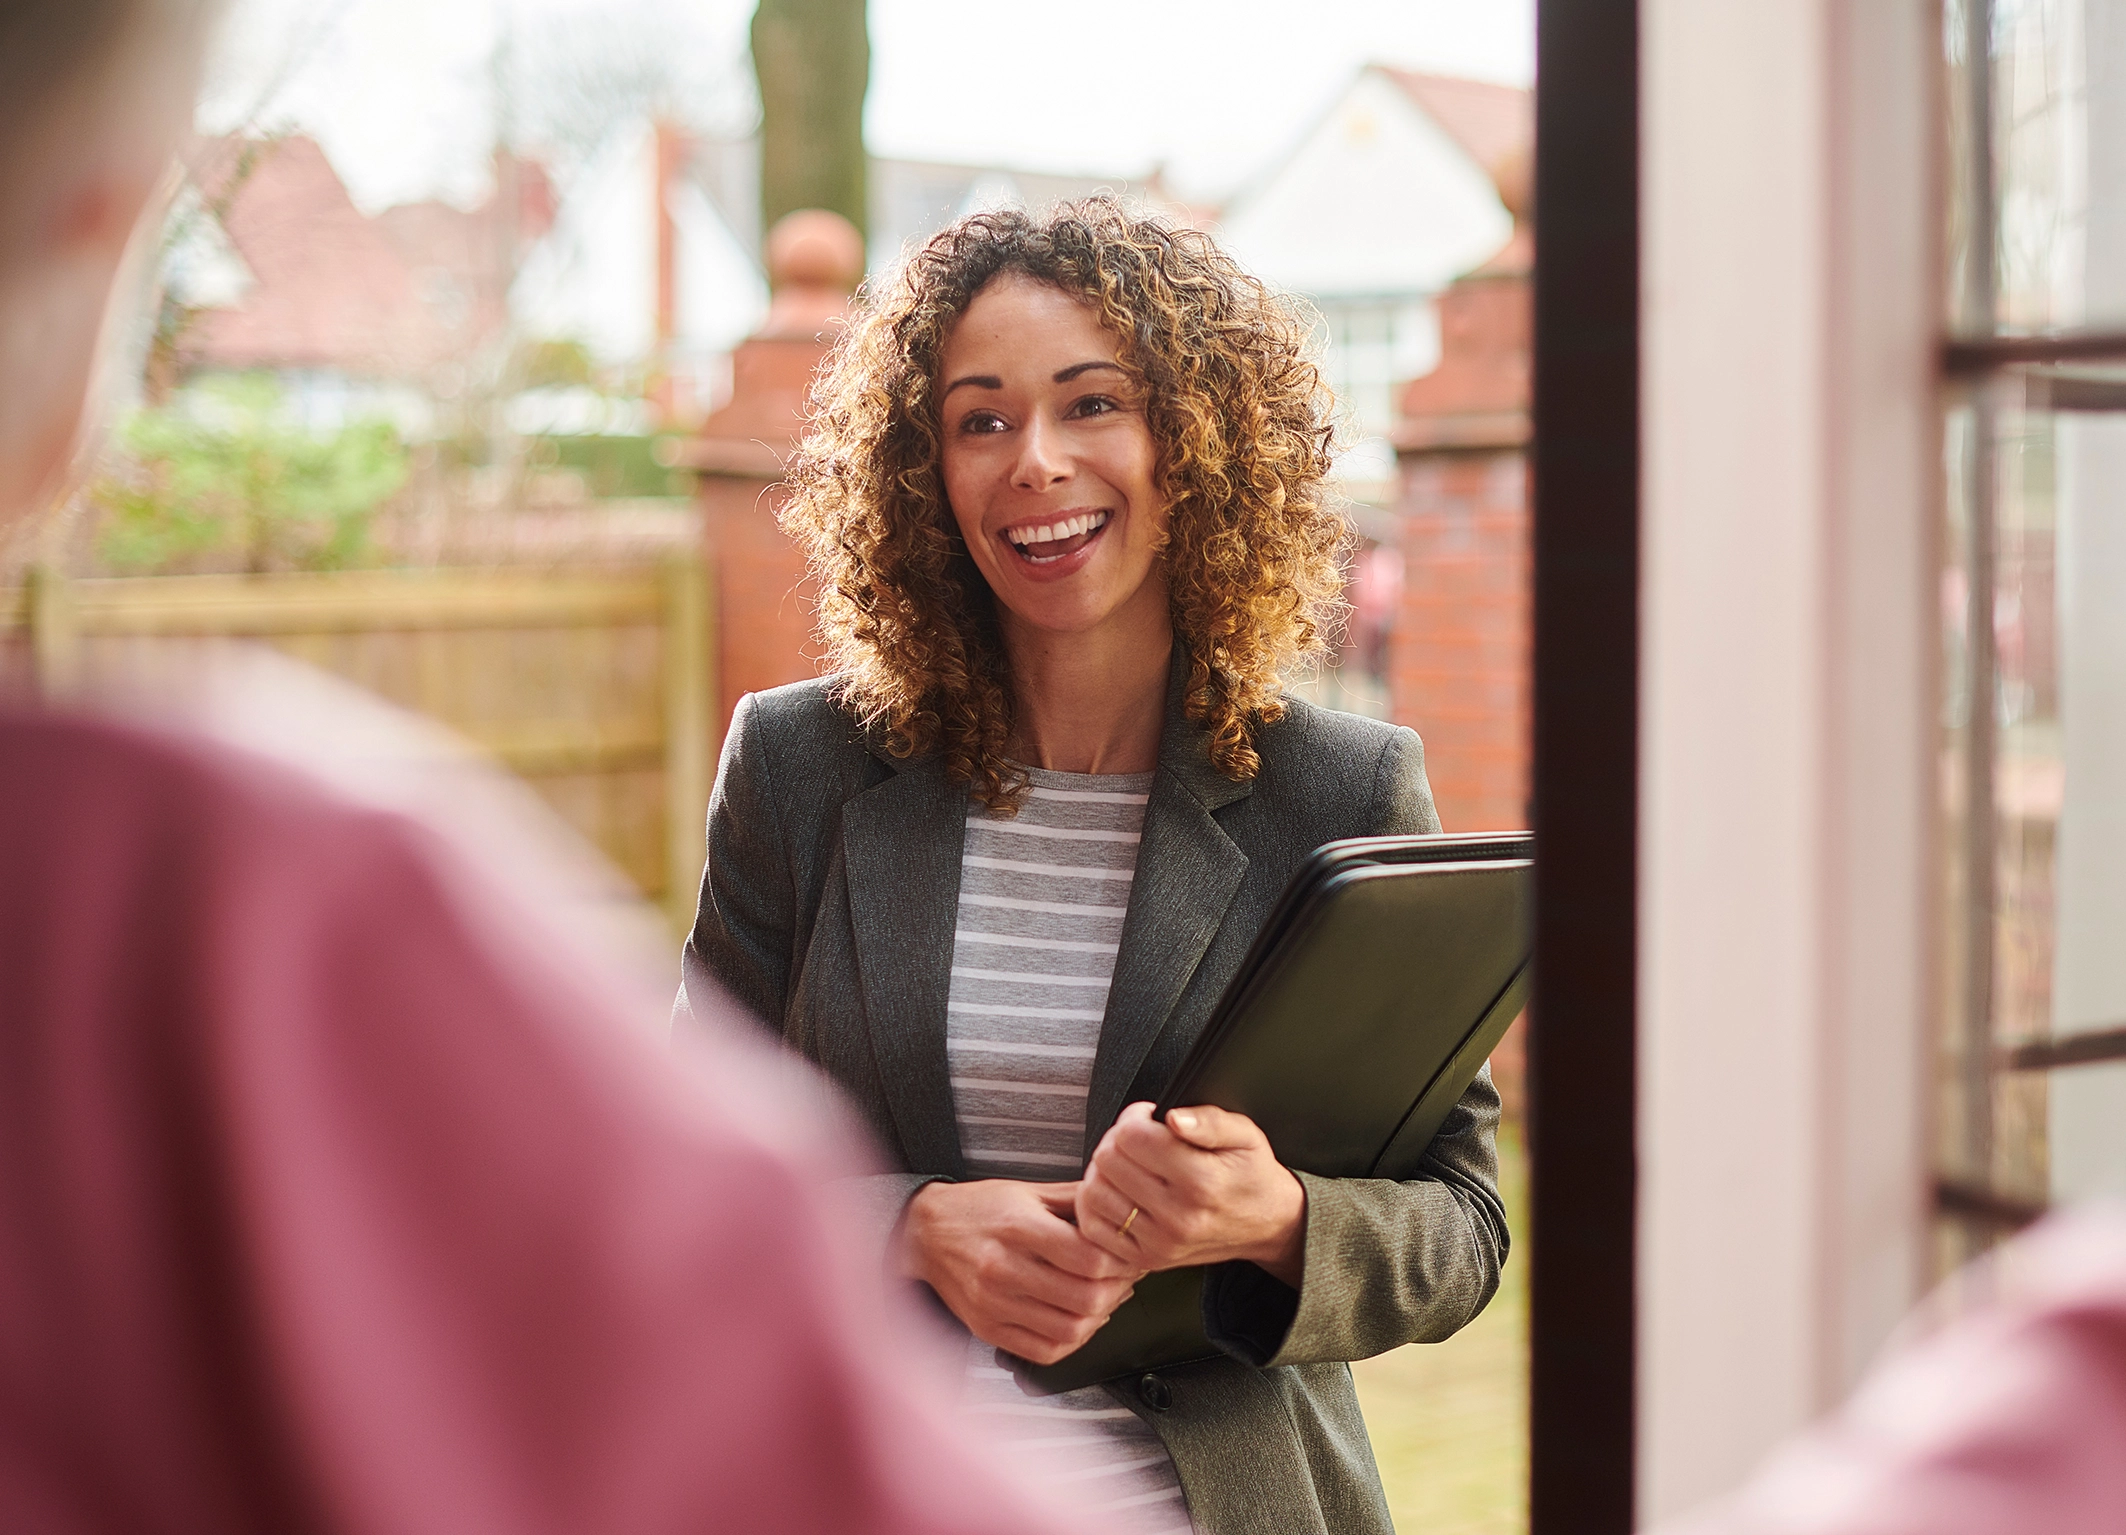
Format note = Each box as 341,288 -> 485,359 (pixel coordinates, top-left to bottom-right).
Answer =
0,702 -> 1072,1534
1660,1206 -> 2126,1535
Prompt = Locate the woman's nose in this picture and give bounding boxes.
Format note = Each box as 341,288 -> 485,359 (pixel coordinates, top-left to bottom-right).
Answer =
1010,415 -> 1070,491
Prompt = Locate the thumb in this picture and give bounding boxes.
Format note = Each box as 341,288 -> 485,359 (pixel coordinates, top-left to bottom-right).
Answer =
1163,1103 -> 1260,1150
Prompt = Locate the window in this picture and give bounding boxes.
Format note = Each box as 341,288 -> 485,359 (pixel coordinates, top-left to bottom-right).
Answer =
1936,0 -> 2126,1255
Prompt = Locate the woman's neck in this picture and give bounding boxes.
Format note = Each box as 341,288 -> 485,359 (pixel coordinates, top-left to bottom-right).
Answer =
1001,606 -> 1172,777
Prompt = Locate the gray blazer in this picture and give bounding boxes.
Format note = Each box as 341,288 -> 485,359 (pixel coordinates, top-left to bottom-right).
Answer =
678,666 -> 1507,1535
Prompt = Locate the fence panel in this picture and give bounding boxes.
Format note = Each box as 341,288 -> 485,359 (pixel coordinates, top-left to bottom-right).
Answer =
3,560 -> 716,933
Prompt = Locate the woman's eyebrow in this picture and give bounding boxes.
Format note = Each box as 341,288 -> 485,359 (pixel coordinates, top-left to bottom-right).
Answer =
941,374 -> 1002,398
1053,360 -> 1127,383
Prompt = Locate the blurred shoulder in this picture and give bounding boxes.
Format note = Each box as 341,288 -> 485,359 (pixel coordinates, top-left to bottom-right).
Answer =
1,704 -> 324,834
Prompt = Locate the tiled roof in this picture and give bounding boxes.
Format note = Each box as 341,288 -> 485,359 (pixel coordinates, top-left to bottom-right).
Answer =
1376,68 -> 1532,180
183,136 -> 444,374
179,137 -> 545,379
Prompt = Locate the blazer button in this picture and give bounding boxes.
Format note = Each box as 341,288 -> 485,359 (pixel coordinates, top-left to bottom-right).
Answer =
1136,1372 -> 1174,1413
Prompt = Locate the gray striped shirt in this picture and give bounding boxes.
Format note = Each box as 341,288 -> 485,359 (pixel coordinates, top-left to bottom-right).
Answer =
946,765 -> 1193,1534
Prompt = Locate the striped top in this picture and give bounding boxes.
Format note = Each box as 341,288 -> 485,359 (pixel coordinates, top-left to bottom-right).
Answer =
946,765 -> 1194,1535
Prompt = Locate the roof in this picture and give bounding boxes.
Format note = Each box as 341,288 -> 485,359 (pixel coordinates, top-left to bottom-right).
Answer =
177,137 -> 544,379
1375,68 -> 1532,180
182,136 -> 441,375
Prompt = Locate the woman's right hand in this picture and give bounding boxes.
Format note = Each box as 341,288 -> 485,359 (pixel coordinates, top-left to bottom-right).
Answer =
898,1179 -> 1146,1365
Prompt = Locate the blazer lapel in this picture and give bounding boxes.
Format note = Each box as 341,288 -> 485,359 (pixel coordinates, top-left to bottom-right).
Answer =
841,753 -> 969,1175
1085,667 -> 1252,1149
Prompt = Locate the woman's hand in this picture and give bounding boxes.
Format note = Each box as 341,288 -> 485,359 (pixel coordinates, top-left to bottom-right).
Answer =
898,1179 -> 1147,1365
1074,1102 -> 1308,1286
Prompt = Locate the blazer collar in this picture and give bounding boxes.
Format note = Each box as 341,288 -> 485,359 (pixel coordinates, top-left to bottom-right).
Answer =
845,660 -> 1256,1170
1084,660 -> 1252,1145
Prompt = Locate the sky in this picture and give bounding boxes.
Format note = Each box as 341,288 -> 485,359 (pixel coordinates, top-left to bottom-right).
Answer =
200,0 -> 1533,213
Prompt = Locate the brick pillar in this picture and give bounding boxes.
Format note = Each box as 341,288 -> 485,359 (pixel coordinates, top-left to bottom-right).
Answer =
1389,215 -> 1533,1118
1392,450 -> 1530,834
680,210 -> 863,741
1389,227 -> 1532,834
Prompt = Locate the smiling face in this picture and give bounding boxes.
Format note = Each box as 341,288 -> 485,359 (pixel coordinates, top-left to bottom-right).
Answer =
936,273 -> 1169,646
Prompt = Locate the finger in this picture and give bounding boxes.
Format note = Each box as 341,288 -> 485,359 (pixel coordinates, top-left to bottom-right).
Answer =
1163,1103 -> 1266,1151
1085,1142 -> 1172,1217
1073,1184 -> 1147,1263
1013,1265 -> 1135,1320
1033,1182 -> 1081,1220
1022,1215 -> 1146,1280
994,1315 -> 1106,1366
988,1300 -> 1100,1359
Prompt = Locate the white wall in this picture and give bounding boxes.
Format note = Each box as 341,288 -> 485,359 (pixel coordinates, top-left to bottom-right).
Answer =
511,124 -> 767,369
1218,69 -> 1510,300
1639,1 -> 1937,1522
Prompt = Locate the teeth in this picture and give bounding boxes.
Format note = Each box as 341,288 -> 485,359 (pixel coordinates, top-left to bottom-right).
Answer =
1006,510 -> 1110,547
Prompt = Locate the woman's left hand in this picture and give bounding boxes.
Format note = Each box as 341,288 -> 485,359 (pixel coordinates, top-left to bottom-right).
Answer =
1074,1102 -> 1308,1286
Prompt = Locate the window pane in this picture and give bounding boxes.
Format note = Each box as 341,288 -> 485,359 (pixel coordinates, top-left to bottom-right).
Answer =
1950,0 -> 2126,334
1939,384 -> 2126,1261
2049,403 -> 2126,1197
1938,394 -> 2058,1243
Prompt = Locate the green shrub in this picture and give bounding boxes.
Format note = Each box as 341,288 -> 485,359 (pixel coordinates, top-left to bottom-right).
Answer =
94,374 -> 410,574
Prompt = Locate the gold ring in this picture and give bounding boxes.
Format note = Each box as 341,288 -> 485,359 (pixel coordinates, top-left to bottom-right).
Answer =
1118,1205 -> 1141,1238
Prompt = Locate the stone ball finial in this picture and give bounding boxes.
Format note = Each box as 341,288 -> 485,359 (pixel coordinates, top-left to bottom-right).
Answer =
767,209 -> 864,294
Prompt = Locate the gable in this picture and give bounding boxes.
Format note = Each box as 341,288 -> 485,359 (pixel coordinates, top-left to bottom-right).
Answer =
1215,69 -> 1515,300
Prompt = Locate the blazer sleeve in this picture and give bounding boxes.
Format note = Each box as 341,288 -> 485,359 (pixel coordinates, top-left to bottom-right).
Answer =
678,692 -> 796,1037
1200,723 -> 1511,1367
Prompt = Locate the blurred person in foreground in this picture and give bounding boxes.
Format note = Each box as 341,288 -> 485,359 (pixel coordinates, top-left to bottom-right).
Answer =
0,4 -> 1078,1532
679,201 -> 1507,1535
1650,1204 -> 2126,1535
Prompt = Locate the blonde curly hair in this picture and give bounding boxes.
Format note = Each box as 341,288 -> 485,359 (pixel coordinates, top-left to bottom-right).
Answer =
779,196 -> 1348,810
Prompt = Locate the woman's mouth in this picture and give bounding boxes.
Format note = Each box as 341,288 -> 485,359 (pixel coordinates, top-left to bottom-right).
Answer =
1002,509 -> 1111,564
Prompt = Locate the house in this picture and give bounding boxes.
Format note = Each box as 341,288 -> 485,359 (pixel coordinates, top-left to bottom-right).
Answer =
1215,66 -> 1530,473
161,135 -> 553,431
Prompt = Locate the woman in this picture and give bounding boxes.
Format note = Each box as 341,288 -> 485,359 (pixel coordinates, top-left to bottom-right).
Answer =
679,200 -> 1508,1535
0,5 -> 1073,1531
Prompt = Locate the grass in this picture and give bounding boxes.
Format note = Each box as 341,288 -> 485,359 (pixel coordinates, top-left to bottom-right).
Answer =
1351,1124 -> 1528,1535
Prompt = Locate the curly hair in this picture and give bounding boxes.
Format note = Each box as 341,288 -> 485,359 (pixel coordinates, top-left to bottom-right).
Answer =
778,196 -> 1348,810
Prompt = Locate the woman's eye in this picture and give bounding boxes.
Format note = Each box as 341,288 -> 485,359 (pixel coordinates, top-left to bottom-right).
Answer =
960,411 -> 1008,434
1068,395 -> 1118,418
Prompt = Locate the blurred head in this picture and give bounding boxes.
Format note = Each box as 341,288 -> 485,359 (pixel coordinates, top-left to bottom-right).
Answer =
782,197 -> 1346,809
0,0 -> 211,530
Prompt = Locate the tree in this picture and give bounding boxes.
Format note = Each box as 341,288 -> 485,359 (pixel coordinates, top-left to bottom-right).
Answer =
750,0 -> 869,245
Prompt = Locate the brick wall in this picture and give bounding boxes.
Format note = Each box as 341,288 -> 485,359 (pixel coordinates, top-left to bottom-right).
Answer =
1390,450 -> 1530,834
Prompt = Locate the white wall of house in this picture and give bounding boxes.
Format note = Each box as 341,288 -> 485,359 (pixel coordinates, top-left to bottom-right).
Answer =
511,124 -> 766,373
1218,68 -> 1507,459
1639,0 -> 1938,1522
1218,69 -> 1510,302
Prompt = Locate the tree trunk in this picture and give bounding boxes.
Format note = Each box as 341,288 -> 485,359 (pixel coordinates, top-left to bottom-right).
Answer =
750,0 -> 869,247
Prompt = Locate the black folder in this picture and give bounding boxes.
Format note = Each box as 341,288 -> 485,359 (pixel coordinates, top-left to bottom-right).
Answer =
1012,831 -> 1533,1394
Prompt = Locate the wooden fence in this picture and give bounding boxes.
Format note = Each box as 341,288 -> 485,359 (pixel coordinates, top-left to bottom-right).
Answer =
3,559 -> 714,932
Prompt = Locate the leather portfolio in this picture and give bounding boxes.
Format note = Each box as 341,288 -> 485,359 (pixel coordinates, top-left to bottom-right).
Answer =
1012,831 -> 1533,1394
